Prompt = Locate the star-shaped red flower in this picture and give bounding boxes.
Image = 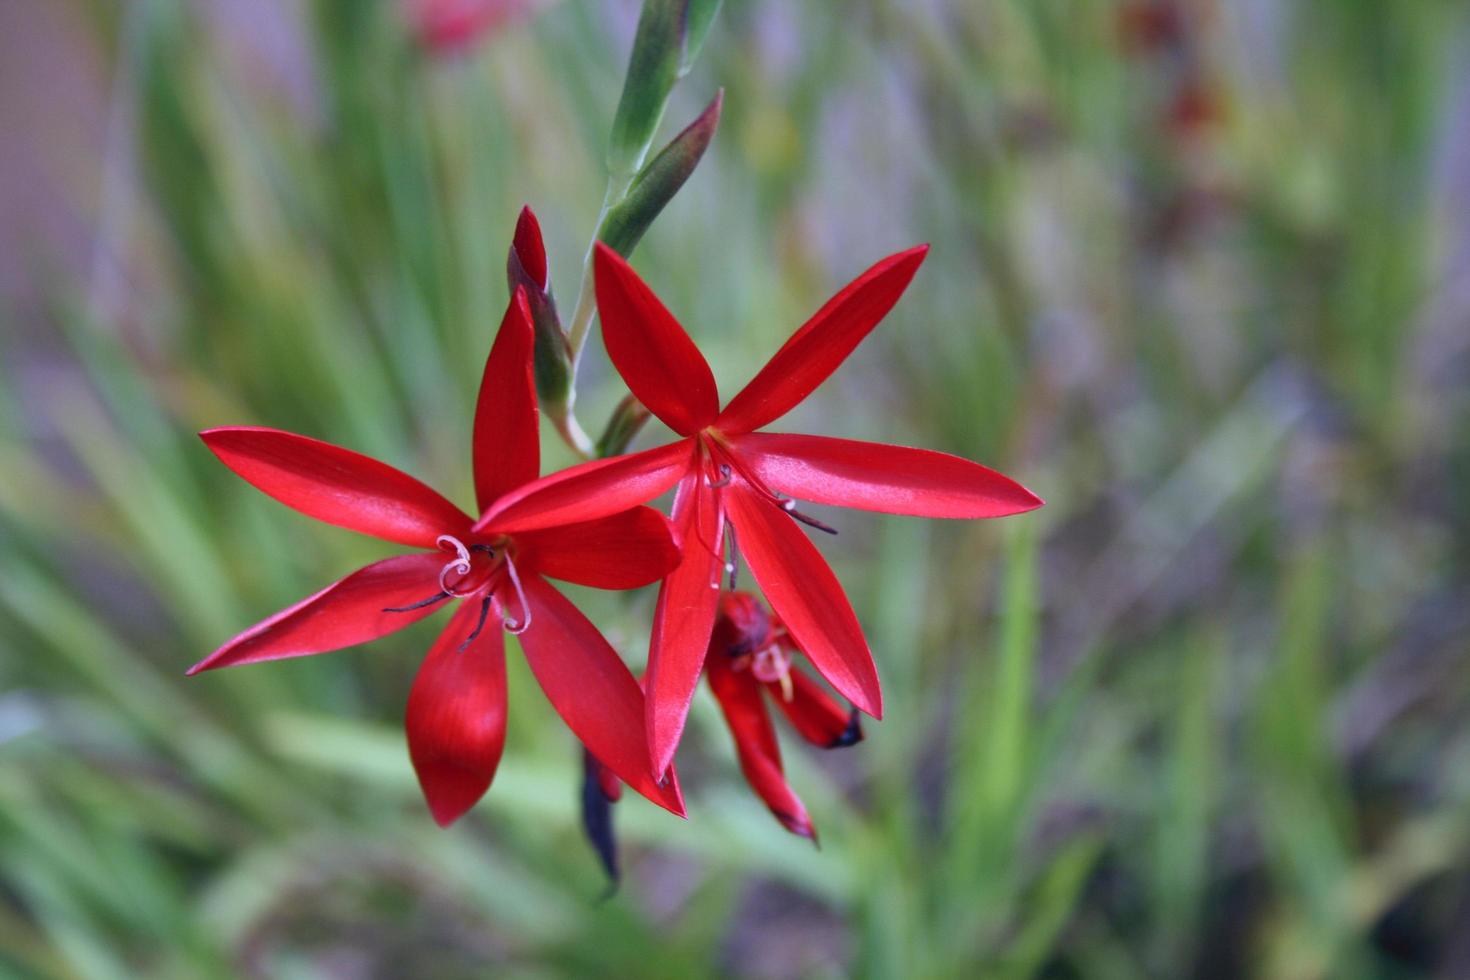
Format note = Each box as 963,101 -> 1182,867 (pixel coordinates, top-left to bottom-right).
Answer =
705,591 -> 863,841
479,243 -> 1043,777
191,289 -> 683,825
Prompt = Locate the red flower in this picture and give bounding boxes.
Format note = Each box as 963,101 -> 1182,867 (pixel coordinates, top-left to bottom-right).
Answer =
407,0 -> 548,53
479,242 -> 1043,777
191,289 -> 683,826
578,594 -> 856,868
706,592 -> 862,841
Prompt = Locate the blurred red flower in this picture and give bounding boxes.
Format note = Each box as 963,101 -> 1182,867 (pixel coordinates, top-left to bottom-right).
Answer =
408,0 -> 549,53
706,592 -> 862,840
191,285 -> 682,827
480,242 -> 1043,779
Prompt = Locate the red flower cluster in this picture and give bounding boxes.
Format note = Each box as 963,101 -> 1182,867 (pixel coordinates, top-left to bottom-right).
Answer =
192,209 -> 1040,843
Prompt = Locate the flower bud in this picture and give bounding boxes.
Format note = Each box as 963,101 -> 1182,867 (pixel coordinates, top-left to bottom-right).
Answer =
506,206 -> 574,415
599,90 -> 722,257
606,0 -> 723,177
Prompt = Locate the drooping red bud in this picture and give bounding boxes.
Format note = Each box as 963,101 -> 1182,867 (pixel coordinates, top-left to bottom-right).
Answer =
767,666 -> 863,749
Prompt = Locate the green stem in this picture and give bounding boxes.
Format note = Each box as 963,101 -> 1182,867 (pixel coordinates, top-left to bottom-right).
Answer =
554,170 -> 637,460
553,408 -> 596,460
566,171 -> 636,365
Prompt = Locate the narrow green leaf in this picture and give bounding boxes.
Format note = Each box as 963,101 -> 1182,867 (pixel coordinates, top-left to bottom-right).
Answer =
680,0 -> 723,76
607,0 -> 689,177
999,836 -> 1104,980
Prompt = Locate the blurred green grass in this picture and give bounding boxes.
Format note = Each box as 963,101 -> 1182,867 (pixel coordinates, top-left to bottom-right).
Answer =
3,0 -> 1470,976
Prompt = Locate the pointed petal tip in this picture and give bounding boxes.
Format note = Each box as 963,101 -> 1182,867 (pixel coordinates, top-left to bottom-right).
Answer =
700,87 -> 725,120
659,768 -> 688,819
185,649 -> 229,675
512,206 -> 547,286
1000,484 -> 1045,515
197,426 -> 237,452
415,760 -> 492,829
845,677 -> 883,720
428,808 -> 461,829
651,743 -> 677,790
891,243 -> 929,268
861,694 -> 885,721
649,699 -> 695,786
658,786 -> 688,820
777,811 -> 818,843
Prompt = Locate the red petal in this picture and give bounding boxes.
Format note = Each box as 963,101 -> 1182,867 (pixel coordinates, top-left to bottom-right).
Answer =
646,475 -> 724,775
706,653 -> 815,840
406,599 -> 508,827
478,440 -> 691,534
716,246 -> 929,434
734,432 -> 1043,518
767,665 -> 863,749
512,205 -> 548,287
515,506 -> 679,590
200,427 -> 471,548
724,484 -> 883,718
514,575 -> 685,816
188,553 -> 446,674
594,243 -> 719,435
473,289 -> 539,511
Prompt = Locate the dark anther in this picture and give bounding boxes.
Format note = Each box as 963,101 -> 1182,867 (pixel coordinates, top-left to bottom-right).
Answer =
458,593 -> 493,652
708,463 -> 732,489
470,544 -> 497,557
383,590 -> 452,614
784,503 -> 839,535
828,709 -> 865,748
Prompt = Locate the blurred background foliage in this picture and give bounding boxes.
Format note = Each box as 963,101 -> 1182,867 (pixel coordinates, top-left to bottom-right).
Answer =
3,0 -> 1470,976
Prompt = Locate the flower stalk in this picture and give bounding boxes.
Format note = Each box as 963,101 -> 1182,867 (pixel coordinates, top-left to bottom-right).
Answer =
553,0 -> 724,460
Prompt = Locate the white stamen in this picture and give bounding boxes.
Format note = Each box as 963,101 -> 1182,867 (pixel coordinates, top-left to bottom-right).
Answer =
436,534 -> 477,597
500,554 -> 533,635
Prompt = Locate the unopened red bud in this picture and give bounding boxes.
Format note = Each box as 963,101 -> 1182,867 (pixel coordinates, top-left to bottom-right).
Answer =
506,206 -> 573,414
